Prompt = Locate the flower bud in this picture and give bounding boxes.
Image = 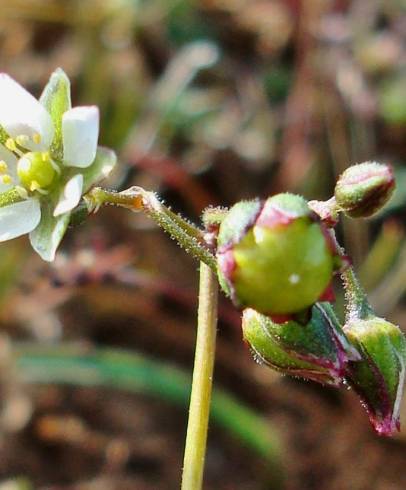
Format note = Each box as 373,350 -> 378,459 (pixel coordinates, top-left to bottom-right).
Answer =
344,317 -> 406,435
242,303 -> 360,386
334,162 -> 395,218
216,193 -> 335,315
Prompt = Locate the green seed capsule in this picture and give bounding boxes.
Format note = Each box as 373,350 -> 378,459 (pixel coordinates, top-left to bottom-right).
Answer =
217,193 -> 335,315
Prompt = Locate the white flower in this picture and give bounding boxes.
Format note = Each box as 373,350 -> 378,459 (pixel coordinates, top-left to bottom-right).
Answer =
0,69 -> 115,261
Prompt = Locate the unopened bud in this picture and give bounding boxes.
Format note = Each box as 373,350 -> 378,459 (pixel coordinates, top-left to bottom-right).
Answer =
335,162 -> 395,218
216,193 -> 335,315
242,303 -> 360,386
344,317 -> 406,436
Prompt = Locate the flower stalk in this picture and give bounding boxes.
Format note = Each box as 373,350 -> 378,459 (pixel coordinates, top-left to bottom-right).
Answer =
329,230 -> 373,321
85,185 -> 221,486
181,261 -> 218,490
85,186 -> 221,486
85,186 -> 217,270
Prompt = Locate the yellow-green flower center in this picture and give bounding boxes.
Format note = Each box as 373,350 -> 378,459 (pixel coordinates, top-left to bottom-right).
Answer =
17,152 -> 57,192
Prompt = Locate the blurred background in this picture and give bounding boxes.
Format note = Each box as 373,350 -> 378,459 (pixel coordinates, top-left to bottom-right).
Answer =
0,0 -> 406,488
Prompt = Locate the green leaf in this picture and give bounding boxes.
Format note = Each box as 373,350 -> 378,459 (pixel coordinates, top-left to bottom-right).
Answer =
15,343 -> 283,468
40,68 -> 72,160
29,197 -> 70,262
81,146 -> 117,193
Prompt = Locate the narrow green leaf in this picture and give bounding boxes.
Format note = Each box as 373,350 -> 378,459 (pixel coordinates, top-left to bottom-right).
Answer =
29,198 -> 70,261
15,343 -> 283,469
40,68 -> 72,160
81,146 -> 117,193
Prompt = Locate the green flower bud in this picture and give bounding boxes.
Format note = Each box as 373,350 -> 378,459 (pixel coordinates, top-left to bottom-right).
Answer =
242,303 -> 360,386
334,162 -> 395,218
344,317 -> 406,435
216,193 -> 335,315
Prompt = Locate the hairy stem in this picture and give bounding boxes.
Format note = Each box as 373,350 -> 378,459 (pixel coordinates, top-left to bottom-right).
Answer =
143,192 -> 216,270
85,186 -> 222,487
84,187 -> 217,270
181,262 -> 218,490
330,229 -> 373,321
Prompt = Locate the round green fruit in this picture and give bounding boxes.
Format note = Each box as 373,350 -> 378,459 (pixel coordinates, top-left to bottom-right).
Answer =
216,193 -> 334,315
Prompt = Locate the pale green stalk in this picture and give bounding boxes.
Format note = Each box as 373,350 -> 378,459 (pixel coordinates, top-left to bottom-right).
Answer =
329,229 -> 373,321
181,262 -> 218,490
85,187 -> 222,488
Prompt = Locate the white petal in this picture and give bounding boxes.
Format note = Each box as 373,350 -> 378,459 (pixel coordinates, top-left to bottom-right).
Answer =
0,144 -> 18,192
0,182 -> 11,193
53,174 -> 83,216
62,106 -> 99,168
0,74 -> 54,150
0,144 -> 17,167
0,198 -> 41,241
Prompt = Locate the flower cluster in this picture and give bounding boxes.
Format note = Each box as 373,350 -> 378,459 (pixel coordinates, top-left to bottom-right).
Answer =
0,70 -> 404,437
215,168 -> 406,436
0,69 -> 116,260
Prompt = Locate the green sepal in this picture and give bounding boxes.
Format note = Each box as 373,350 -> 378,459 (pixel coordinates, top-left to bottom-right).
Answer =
344,316 -> 406,435
243,308 -> 320,376
242,303 -> 359,386
217,199 -> 262,250
27,147 -> 116,261
81,146 -> 117,193
29,194 -> 70,262
40,68 -> 72,161
277,303 -> 355,361
265,192 -> 310,219
216,199 -> 262,299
